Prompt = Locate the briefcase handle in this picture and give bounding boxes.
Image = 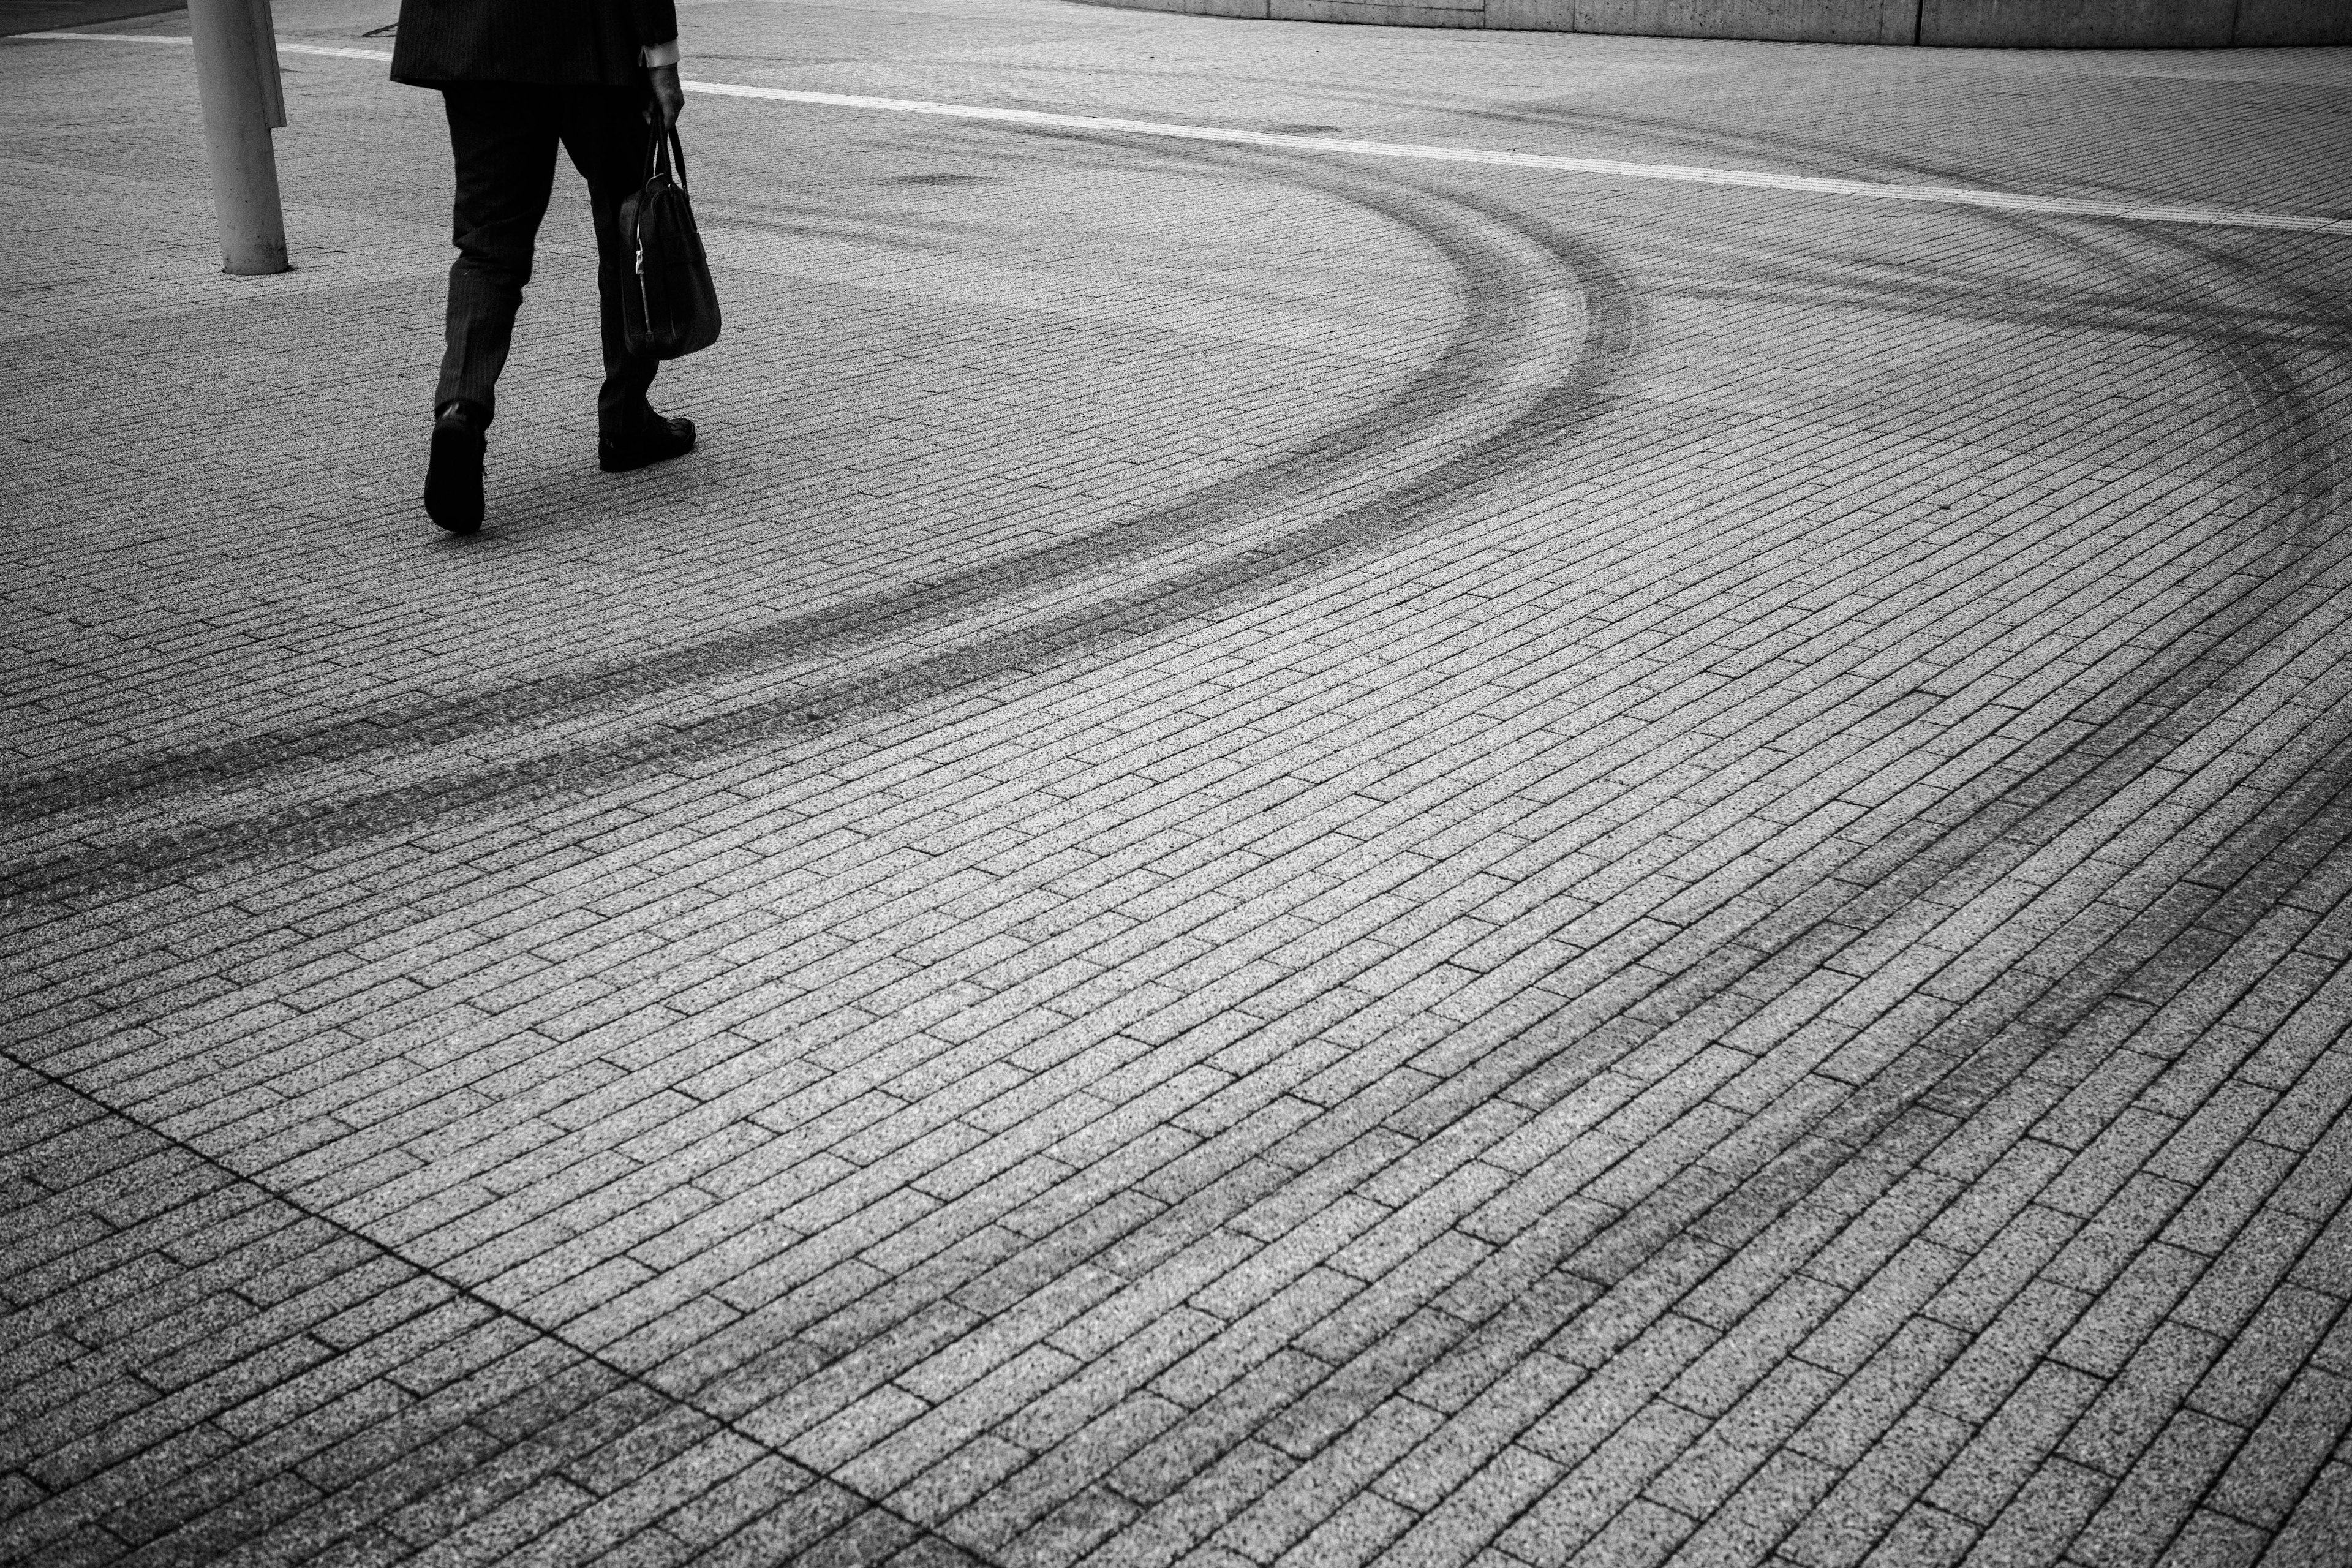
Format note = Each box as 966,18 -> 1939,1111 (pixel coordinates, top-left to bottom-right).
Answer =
644,124 -> 690,191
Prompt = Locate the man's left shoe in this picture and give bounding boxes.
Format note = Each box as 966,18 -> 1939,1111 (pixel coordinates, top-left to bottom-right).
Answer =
424,402 -> 487,534
599,414 -> 697,473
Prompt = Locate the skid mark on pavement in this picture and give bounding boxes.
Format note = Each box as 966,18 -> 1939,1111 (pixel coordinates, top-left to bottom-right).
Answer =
1191,160 -> 2352,1567
0,162 -> 1635,906
0,162 -> 1564,830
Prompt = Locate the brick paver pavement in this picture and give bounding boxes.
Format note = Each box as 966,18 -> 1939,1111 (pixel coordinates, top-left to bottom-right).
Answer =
5,4 -> 2351,1565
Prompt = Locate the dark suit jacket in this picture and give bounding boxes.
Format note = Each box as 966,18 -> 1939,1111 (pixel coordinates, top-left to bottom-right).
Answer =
391,0 -> 680,87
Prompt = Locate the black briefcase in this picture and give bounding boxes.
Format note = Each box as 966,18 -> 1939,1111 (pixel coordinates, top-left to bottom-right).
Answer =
618,126 -> 722,360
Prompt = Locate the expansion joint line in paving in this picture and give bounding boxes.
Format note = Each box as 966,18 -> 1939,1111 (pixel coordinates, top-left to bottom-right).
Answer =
0,1049 -> 992,1567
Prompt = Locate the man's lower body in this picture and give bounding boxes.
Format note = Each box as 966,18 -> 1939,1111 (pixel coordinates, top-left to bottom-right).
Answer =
424,82 -> 696,534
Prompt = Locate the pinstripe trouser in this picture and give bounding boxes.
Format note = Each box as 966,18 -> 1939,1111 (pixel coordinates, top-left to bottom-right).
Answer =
434,83 -> 661,437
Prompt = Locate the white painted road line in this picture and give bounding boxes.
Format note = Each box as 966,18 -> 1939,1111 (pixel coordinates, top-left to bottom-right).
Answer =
20,29 -> 2352,238
16,32 -> 400,62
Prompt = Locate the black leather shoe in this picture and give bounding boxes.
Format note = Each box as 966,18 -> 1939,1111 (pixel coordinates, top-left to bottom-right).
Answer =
599,413 -> 696,473
423,404 -> 486,534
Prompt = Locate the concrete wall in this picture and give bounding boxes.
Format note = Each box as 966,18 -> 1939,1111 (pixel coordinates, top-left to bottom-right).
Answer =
1082,0 -> 2352,45
2231,0 -> 2352,44
1921,0 -> 2234,47
1275,0 -> 1489,29
1545,0 -> 1915,43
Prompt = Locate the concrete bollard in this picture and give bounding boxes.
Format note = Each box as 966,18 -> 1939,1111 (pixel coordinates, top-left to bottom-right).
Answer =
187,0 -> 289,274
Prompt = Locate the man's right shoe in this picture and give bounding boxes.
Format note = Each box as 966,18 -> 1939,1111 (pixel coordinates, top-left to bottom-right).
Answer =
599,413 -> 697,474
424,404 -> 487,534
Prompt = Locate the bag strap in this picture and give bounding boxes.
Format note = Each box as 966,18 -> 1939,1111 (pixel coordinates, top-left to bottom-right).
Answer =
642,125 -> 689,190
644,123 -> 682,181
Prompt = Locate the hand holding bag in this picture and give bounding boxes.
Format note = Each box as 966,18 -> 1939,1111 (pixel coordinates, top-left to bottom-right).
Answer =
618,126 -> 722,360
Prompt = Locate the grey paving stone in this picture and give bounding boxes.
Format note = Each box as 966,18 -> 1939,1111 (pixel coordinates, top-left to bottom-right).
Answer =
1265,1490 -> 1414,1568
1856,1502 -> 1973,1568
2147,1507 -> 2266,1568
2201,1367 -> 2352,1529
1116,1351 -> 1326,1504
2051,1242 -> 2209,1379
2059,1322 -> 2225,1480
1668,1451 -> 1841,1568
1781,1406 -> 1971,1568
1926,1279 -> 2095,1427
2189,1285 -> 2340,1427
2068,1409 -> 2246,1568
1521,1314 -> 1714,1468
2257,1458 -> 2352,1568
1926,1361 -> 2101,1526
1651,1361 -> 1842,1520
1789,1317 -> 1970,1469
2171,1208 -> 2322,1339
1098,1438 -> 1291,1566
1958,1457 -> 2110,1568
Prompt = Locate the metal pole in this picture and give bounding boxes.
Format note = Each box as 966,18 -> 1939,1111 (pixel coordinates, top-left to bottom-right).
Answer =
186,0 -> 288,274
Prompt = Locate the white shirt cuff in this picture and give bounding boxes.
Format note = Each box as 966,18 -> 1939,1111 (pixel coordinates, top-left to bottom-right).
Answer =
641,39 -> 680,68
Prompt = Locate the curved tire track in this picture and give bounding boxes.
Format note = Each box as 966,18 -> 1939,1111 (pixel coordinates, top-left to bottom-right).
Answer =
0,154 -> 1634,914
1,157 -> 1582,829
